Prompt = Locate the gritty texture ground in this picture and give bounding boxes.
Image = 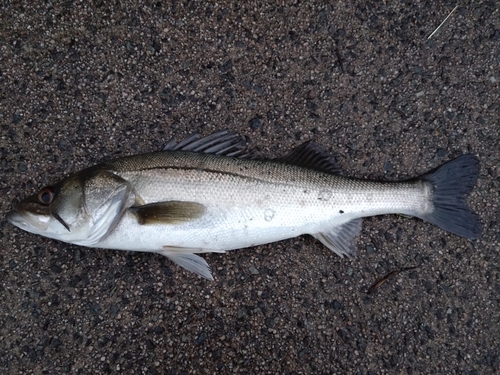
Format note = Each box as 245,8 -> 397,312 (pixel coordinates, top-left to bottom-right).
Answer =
0,1 -> 499,374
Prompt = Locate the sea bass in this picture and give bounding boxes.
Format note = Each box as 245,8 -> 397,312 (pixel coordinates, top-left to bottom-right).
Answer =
7,131 -> 481,280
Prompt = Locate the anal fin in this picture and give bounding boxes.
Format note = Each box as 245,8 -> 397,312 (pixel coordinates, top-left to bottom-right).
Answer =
312,218 -> 362,258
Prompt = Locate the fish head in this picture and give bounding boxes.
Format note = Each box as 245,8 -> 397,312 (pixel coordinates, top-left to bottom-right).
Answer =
7,174 -> 88,241
7,169 -> 134,246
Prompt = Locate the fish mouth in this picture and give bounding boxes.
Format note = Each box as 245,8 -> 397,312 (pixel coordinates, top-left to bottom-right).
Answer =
6,209 -> 51,234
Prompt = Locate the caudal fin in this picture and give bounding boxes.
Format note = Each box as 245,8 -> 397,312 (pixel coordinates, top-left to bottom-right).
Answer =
418,155 -> 481,239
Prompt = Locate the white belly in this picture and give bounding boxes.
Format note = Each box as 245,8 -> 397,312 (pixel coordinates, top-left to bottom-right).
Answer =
96,200 -> 344,253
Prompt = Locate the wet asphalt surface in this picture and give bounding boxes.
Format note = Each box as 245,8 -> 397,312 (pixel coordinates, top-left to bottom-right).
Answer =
1,1 -> 499,374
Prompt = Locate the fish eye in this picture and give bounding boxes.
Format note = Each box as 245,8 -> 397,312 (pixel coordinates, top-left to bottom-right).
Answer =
37,187 -> 55,205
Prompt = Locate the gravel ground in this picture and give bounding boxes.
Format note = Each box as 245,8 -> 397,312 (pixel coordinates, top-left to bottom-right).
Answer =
1,1 -> 499,374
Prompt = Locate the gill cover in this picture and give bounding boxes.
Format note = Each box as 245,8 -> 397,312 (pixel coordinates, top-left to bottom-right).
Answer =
72,170 -> 135,246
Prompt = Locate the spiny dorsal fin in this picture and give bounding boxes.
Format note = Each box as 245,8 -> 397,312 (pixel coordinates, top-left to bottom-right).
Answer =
130,201 -> 206,225
163,130 -> 249,157
280,141 -> 342,174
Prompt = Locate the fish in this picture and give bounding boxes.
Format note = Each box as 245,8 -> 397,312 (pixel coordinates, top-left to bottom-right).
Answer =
7,130 -> 481,280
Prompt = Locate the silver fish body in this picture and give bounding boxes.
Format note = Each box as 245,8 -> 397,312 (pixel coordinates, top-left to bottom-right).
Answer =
7,131 -> 481,279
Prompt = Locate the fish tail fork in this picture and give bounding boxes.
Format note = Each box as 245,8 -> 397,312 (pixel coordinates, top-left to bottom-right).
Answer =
417,155 -> 481,239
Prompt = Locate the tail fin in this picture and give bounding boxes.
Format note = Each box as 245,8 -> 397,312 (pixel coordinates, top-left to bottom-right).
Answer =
418,155 -> 481,239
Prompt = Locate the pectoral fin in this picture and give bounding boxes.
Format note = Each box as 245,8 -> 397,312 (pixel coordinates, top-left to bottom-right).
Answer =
312,218 -> 362,258
130,201 -> 206,225
157,247 -> 214,280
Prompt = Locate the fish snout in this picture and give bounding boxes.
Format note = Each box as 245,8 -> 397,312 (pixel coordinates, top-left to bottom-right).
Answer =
6,208 -> 50,233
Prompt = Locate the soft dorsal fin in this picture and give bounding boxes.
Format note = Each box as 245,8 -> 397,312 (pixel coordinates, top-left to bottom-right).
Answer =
280,141 -> 342,174
162,130 -> 248,157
